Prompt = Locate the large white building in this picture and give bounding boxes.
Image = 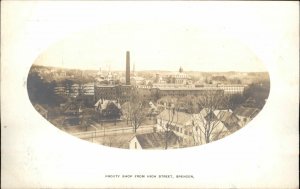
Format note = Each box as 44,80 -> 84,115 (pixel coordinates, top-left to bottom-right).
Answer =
167,67 -> 191,85
54,83 -> 95,97
215,84 -> 247,95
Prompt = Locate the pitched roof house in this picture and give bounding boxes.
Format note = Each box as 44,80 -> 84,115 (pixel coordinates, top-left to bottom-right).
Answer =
156,109 -> 194,146
94,99 -> 122,120
157,109 -> 192,126
234,106 -> 260,127
156,108 -> 242,146
215,110 -> 241,133
63,101 -> 82,116
234,106 -> 260,118
94,99 -> 121,111
191,109 -> 233,145
129,131 -> 180,150
192,108 -> 229,145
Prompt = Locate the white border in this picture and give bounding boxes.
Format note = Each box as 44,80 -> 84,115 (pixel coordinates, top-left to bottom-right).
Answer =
1,1 -> 299,188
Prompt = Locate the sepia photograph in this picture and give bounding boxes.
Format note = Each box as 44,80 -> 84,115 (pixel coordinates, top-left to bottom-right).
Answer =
1,1 -> 298,188
27,29 -> 270,149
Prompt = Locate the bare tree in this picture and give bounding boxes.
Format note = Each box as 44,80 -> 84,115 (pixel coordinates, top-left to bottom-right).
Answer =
122,102 -> 131,125
122,89 -> 147,133
178,95 -> 199,113
164,107 -> 177,149
192,90 -> 229,145
157,97 -> 181,149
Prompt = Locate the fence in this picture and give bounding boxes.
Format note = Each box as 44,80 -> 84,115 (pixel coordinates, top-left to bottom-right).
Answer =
71,126 -> 153,141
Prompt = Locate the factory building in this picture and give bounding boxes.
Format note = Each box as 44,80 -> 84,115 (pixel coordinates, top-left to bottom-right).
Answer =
94,51 -> 133,104
94,51 -> 230,104
156,87 -> 224,97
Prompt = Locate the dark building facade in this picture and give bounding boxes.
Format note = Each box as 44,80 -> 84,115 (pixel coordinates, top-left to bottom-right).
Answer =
94,85 -> 133,104
94,85 -> 117,101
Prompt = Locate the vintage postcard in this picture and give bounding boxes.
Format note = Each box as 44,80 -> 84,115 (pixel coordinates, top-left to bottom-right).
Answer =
1,1 -> 299,188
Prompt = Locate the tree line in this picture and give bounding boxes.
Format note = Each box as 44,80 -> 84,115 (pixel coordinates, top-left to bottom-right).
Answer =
27,72 -> 67,107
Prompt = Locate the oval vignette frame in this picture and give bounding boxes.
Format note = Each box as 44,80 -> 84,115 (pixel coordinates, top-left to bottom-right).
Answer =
27,26 -> 270,150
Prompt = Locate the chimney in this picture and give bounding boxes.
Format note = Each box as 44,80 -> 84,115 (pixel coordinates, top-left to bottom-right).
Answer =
126,51 -> 130,85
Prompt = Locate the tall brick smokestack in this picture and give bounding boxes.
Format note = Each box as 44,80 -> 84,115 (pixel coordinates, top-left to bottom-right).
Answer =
126,51 -> 130,85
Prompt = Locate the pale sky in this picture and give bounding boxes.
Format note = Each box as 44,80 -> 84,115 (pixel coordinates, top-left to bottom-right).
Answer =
32,2 -> 272,72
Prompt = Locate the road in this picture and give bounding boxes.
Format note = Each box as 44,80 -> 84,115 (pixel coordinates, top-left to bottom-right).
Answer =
71,124 -> 155,139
